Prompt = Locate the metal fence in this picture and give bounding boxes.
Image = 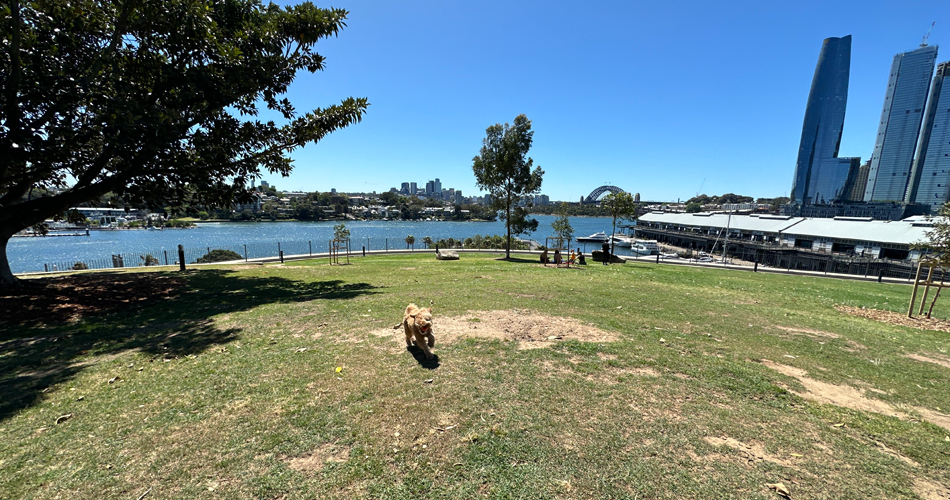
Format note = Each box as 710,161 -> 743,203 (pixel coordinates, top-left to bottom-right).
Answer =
37,236 -> 509,273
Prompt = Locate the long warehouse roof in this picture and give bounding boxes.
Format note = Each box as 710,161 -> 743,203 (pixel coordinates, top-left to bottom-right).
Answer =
637,212 -> 938,246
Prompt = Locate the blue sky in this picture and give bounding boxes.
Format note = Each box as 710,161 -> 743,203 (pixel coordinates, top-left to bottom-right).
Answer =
265,0 -> 950,203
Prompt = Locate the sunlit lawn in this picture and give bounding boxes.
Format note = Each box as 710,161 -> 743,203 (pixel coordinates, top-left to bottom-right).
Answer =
1,254 -> 948,499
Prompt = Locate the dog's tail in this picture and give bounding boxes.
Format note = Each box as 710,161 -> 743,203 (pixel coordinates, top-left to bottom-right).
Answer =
393,320 -> 403,330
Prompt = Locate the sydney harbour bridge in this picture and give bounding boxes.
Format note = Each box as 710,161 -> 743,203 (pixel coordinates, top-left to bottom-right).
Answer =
582,185 -> 624,204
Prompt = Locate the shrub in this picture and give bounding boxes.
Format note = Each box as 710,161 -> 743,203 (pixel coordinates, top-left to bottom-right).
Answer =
72,262 -> 89,270
141,254 -> 160,266
194,249 -> 242,264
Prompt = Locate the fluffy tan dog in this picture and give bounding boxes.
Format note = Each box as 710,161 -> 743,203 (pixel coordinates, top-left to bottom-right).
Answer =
394,303 -> 435,359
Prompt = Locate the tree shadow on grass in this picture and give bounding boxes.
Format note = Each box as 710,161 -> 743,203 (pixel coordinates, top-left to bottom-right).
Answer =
0,269 -> 380,421
499,257 -> 544,264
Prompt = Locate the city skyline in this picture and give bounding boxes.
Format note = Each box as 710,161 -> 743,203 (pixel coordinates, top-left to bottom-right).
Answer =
257,1 -> 950,203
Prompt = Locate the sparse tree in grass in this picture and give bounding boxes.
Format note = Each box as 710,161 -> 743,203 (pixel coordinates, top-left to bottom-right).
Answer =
913,202 -> 950,316
333,222 -> 350,241
601,191 -> 637,255
551,202 -> 574,248
0,0 -> 368,287
472,114 -> 544,259
405,235 -> 415,250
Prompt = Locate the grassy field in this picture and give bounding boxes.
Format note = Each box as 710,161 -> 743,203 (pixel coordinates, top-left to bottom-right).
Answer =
1,254 -> 949,499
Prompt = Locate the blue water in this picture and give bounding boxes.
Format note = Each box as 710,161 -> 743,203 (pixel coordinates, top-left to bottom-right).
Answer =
8,216 -> 636,273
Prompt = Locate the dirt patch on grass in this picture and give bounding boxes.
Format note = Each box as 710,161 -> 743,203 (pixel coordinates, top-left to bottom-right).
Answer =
759,360 -> 950,432
774,325 -> 840,339
914,478 -> 950,500
702,436 -> 791,467
905,353 -> 950,370
371,309 -> 618,350
286,443 -> 350,473
836,305 -> 950,333
762,360 -> 904,417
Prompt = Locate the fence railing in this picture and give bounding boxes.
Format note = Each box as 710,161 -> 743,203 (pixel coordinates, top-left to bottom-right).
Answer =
36,236 -> 526,273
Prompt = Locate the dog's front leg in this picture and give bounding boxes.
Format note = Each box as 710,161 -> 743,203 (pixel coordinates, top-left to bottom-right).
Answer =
415,333 -> 433,359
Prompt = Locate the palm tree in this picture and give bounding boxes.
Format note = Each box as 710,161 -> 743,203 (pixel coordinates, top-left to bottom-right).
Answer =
405,235 -> 415,250
422,236 -> 433,249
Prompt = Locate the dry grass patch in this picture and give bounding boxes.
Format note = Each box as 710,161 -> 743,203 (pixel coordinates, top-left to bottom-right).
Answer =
914,477 -> 950,500
905,353 -> 950,370
836,305 -> 950,333
286,443 -> 351,473
773,325 -> 840,339
702,436 -> 793,467
760,360 -> 950,432
369,309 -> 619,350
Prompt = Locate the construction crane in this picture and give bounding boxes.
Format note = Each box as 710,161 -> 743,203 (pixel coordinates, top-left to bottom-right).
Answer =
922,21 -> 936,47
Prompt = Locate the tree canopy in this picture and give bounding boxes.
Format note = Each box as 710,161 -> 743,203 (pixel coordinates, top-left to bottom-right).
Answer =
601,191 -> 637,254
0,0 -> 368,285
471,114 -> 543,259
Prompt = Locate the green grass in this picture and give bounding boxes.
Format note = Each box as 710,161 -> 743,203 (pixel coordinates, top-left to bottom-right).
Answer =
2,254 -> 949,499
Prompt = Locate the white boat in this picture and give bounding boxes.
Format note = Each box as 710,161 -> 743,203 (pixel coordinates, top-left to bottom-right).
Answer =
610,234 -> 634,247
630,239 -> 660,256
577,232 -> 609,243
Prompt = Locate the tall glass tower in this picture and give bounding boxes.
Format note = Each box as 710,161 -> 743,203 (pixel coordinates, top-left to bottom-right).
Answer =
906,60 -> 950,211
791,36 -> 852,205
863,45 -> 938,202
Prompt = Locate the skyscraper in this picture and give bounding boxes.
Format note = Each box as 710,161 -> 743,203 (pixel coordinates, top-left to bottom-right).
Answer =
906,60 -> 950,211
863,45 -> 938,202
791,36 -> 852,205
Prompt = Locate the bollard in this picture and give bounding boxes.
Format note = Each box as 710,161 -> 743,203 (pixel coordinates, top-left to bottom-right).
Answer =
164,250 -> 169,266
878,270 -> 883,283
656,253 -> 660,264
178,245 -> 186,271
244,244 -> 248,262
754,262 -> 758,272
280,250 -> 284,263
362,246 -> 366,257
309,241 -> 312,256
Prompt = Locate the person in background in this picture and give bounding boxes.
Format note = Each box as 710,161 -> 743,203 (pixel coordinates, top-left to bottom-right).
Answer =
601,241 -> 610,265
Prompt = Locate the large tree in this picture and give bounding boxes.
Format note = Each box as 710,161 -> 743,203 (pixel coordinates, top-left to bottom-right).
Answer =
471,114 -> 543,259
0,0 -> 368,286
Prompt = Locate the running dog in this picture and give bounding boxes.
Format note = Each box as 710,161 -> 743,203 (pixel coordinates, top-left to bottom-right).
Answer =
394,303 -> 435,359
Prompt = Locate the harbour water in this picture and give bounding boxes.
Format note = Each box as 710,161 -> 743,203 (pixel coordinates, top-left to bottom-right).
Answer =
8,215 -> 642,274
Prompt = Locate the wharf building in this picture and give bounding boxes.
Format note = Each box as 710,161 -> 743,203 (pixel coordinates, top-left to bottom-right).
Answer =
636,211 -> 936,278
864,45 -> 938,202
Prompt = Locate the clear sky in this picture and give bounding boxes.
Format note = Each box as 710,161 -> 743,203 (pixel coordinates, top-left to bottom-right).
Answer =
264,0 -> 950,203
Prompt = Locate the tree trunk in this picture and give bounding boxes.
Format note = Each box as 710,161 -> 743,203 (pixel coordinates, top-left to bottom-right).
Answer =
505,199 -> 511,259
0,232 -> 17,287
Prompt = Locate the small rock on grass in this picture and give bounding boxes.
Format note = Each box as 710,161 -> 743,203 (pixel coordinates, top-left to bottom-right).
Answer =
767,482 -> 791,498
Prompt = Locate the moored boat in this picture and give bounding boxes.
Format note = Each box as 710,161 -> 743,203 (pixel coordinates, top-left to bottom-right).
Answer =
577,231 -> 608,243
